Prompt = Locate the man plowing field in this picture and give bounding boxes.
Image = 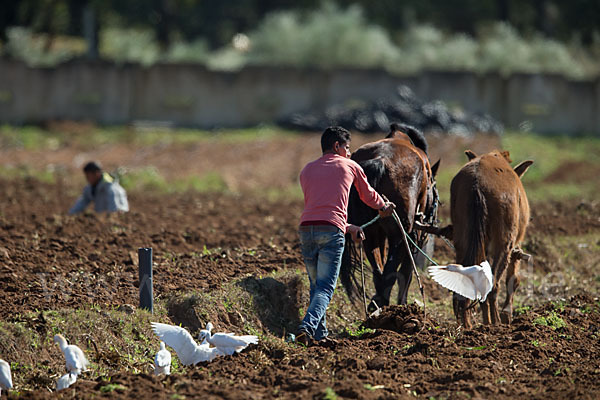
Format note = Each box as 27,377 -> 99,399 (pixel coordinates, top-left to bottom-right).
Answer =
296,126 -> 395,346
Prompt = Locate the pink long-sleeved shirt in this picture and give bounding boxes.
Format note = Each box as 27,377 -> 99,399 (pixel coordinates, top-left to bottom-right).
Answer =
299,153 -> 385,232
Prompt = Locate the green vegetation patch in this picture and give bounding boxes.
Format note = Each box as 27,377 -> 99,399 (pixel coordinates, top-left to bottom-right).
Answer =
100,383 -> 127,393
118,168 -> 228,194
323,387 -> 339,400
533,311 -> 567,330
0,303 -> 174,391
0,165 -> 56,184
0,124 -> 292,151
345,324 -> 375,338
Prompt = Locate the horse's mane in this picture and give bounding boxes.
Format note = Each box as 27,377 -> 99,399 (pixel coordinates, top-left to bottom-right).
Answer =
388,123 -> 428,155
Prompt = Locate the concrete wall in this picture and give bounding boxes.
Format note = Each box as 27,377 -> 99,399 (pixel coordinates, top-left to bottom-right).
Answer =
0,58 -> 598,134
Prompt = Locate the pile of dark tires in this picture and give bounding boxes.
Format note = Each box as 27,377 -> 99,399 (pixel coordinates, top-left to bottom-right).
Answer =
280,85 -> 503,136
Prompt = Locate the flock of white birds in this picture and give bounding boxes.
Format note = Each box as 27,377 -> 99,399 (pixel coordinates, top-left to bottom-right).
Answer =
0,262 -> 489,396
152,322 -> 259,366
0,322 -> 258,395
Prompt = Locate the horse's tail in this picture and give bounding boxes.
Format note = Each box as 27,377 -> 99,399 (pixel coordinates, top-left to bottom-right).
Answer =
340,236 -> 359,302
340,157 -> 386,302
356,158 -> 384,188
461,184 -> 488,266
388,123 -> 428,155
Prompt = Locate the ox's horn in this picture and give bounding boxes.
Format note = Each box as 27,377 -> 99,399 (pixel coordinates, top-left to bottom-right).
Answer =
514,160 -> 534,178
465,150 -> 477,160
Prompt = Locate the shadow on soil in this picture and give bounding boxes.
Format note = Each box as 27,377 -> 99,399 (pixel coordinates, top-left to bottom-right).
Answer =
238,274 -> 304,337
164,273 -> 306,337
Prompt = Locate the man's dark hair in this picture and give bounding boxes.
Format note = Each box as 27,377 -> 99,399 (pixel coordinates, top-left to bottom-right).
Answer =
321,126 -> 351,152
83,161 -> 102,173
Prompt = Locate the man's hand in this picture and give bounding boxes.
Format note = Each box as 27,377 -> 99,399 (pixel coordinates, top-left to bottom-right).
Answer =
347,224 -> 365,243
378,201 -> 395,218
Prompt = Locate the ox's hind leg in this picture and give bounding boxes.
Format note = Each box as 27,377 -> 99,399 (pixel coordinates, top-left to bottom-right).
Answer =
371,242 -> 402,310
480,296 -> 491,325
453,294 -> 474,329
500,252 -> 521,324
488,249 -> 511,325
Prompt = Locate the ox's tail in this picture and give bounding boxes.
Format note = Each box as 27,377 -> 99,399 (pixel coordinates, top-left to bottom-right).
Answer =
461,185 -> 488,266
340,158 -> 386,302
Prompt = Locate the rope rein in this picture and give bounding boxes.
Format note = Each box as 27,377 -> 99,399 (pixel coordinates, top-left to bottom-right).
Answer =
359,243 -> 368,319
355,194 -> 433,317
390,207 -> 426,316
357,210 -> 484,314
359,212 -> 443,267
359,214 -> 380,230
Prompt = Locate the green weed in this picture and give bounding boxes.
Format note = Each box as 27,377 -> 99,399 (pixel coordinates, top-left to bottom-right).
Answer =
100,383 -> 127,393
323,387 -> 339,400
463,345 -> 486,351
514,305 -> 531,316
533,311 -> 567,330
344,323 -> 375,338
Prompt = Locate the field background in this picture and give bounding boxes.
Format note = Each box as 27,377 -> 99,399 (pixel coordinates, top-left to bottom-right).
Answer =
0,125 -> 599,399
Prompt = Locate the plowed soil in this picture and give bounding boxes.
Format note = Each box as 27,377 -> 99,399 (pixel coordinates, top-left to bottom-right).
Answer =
0,178 -> 303,319
1,131 -> 600,399
10,299 -> 600,400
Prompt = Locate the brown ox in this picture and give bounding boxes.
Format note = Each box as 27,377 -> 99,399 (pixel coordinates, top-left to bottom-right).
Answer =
451,150 -> 533,328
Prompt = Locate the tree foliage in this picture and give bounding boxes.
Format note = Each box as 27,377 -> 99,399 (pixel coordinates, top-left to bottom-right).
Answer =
0,1 -> 598,77
2,0 -> 599,47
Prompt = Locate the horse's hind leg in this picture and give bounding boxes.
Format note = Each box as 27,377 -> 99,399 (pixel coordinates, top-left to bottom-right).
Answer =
396,250 -> 413,305
500,253 -> 521,324
371,242 -> 402,309
370,245 -> 385,275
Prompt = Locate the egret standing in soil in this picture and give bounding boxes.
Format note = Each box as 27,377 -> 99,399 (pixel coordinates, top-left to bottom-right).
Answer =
69,161 -> 129,215
296,126 -> 394,345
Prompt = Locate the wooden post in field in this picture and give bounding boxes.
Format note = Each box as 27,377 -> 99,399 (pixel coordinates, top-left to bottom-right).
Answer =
138,247 -> 153,313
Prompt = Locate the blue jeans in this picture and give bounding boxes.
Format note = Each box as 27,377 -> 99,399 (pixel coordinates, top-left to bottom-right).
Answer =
298,226 -> 345,340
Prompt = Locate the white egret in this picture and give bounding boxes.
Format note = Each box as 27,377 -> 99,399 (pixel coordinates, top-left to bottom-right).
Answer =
154,341 -> 172,375
151,322 -> 223,365
56,372 -> 77,391
428,261 -> 493,301
200,322 -> 213,345
0,359 -> 12,397
198,325 -> 258,356
53,334 -> 89,376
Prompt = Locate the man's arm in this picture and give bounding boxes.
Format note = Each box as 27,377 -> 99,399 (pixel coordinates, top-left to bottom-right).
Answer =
352,163 -> 395,218
352,163 -> 386,210
69,187 -> 92,215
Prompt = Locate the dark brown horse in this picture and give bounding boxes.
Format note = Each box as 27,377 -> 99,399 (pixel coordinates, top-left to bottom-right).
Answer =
451,150 -> 533,328
340,123 -> 440,310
